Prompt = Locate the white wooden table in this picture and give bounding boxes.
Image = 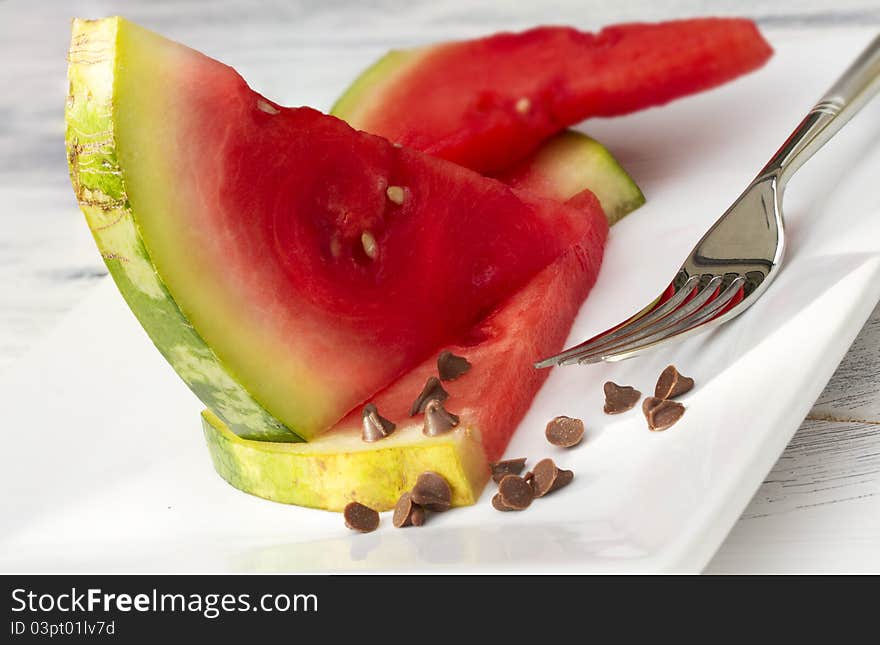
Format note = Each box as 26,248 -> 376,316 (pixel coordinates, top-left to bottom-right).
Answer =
2,0 -> 879,573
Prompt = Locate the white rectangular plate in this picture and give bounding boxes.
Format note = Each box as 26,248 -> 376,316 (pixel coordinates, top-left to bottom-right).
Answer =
2,29 -> 880,573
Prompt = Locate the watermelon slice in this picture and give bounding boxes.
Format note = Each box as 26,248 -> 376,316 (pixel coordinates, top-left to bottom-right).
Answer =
200,131 -> 640,510
332,19 -> 772,173
204,188 -> 609,510
494,131 -> 645,225
65,17 -> 596,442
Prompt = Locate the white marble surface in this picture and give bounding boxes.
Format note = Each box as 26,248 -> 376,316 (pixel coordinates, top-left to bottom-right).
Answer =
2,0 -> 879,573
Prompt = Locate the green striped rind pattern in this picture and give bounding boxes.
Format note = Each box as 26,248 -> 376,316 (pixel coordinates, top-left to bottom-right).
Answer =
65,17 -> 300,442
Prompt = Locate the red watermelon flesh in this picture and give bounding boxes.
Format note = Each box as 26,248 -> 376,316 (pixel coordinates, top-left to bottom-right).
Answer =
333,189 -> 607,462
68,18 -> 597,440
334,18 -> 772,173
168,106 -> 593,438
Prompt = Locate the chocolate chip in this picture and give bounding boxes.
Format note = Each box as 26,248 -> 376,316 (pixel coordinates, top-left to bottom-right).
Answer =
409,376 -> 449,416
392,492 -> 418,528
529,459 -> 557,497
603,381 -> 641,414
654,365 -> 694,400
498,475 -> 534,510
411,471 -> 452,512
392,492 -> 427,528
343,502 -> 379,533
423,398 -> 460,436
490,457 -> 527,483
437,350 -> 471,381
642,396 -> 685,431
361,403 -> 396,442
491,493 -> 513,512
549,468 -> 574,493
410,505 -> 426,526
545,416 -> 584,448
529,458 -> 574,497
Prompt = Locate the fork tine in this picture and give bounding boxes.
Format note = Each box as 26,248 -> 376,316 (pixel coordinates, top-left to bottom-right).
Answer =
533,274 -> 702,368
578,275 -> 746,364
566,274 -> 724,365
549,274 -> 719,367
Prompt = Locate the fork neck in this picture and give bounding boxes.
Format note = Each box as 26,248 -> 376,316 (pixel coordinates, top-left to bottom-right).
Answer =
756,34 -> 880,189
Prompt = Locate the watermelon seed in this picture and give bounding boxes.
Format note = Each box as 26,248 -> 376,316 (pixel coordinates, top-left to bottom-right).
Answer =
423,399 -> 460,437
515,97 -> 531,114
329,236 -> 342,258
386,185 -> 405,205
360,230 -> 379,260
361,403 -> 396,442
256,99 -> 279,115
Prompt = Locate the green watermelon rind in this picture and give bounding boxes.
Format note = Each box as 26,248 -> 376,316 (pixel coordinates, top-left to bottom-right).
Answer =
65,17 -> 301,443
201,409 -> 488,511
523,130 -> 646,225
330,48 -> 425,127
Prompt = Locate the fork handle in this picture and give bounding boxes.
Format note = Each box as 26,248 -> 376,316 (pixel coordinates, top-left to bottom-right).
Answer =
759,34 -> 880,186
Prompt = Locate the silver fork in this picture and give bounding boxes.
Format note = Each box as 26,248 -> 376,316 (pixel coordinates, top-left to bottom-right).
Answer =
536,35 -> 880,369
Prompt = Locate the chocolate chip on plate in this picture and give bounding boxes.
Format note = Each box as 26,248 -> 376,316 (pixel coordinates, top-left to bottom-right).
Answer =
437,350 -> 471,381
497,475 -> 534,510
654,365 -> 694,400
529,458 -> 574,498
491,493 -> 513,512
642,396 -> 685,431
343,502 -> 380,533
551,468 -> 574,492
411,471 -> 452,512
361,403 -> 396,442
409,376 -> 449,416
410,505 -> 426,526
603,381 -> 641,414
393,492 -> 424,528
545,415 -> 585,448
392,492 -> 414,528
490,457 -> 527,483
423,398 -> 460,436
